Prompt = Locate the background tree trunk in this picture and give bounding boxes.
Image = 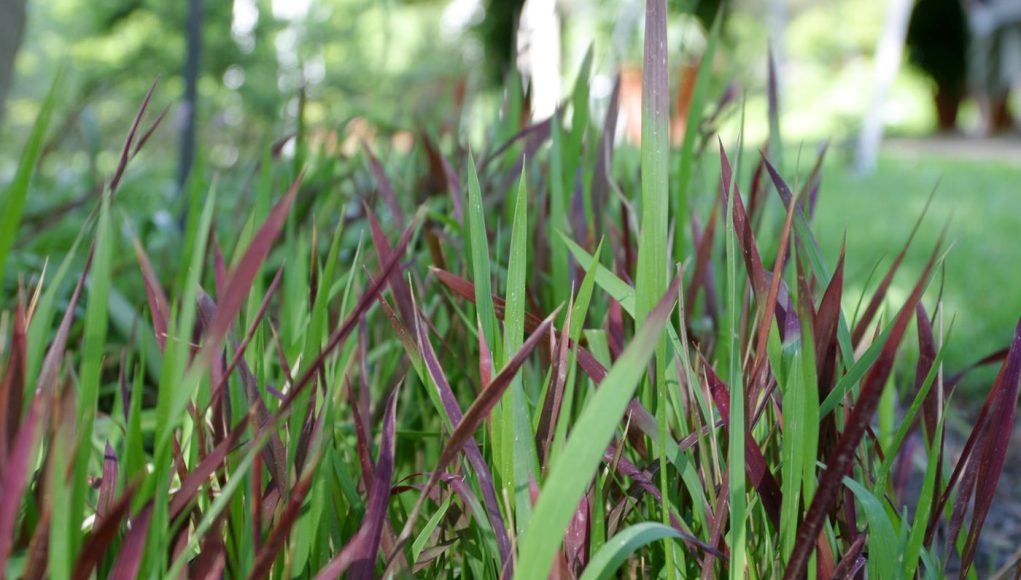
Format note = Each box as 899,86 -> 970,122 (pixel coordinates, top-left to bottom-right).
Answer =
855,0 -> 913,174
0,0 -> 27,123
177,0 -> 203,194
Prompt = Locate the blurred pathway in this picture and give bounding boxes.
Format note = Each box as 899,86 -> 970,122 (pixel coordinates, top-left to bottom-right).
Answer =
884,134 -> 1021,165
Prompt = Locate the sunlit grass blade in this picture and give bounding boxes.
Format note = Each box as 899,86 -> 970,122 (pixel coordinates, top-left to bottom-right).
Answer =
515,275 -> 680,580
903,416 -> 944,579
579,522 -> 686,580
843,478 -> 898,578
465,152 -> 500,359
503,169 -> 538,533
635,0 -> 669,326
69,191 -> 114,562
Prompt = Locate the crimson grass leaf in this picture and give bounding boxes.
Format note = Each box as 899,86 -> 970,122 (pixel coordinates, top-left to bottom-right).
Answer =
391,309 -> 559,569
413,310 -> 512,564
703,363 -> 783,529
364,143 -> 407,231
132,236 -> 170,351
0,303 -> 27,461
200,174 -> 300,362
959,317 -> 1021,576
719,142 -> 767,298
109,504 -> 152,579
248,410 -> 328,580
71,480 -> 138,580
110,79 -> 158,194
0,394 -> 45,571
783,236 -> 943,579
316,388 -> 400,580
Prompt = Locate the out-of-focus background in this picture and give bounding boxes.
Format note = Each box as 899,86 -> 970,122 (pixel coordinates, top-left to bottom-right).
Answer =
1,0 -> 1019,372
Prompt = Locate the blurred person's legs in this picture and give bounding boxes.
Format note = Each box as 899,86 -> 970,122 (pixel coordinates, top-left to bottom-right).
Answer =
994,25 -> 1021,130
969,2 -> 1021,134
970,24 -> 1007,134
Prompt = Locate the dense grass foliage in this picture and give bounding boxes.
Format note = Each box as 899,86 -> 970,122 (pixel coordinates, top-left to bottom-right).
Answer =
2,3 -> 1020,578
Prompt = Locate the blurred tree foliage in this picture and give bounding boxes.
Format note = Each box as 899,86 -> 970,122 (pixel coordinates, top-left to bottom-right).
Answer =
3,0 -> 475,175
475,0 -> 525,84
0,0 -> 27,121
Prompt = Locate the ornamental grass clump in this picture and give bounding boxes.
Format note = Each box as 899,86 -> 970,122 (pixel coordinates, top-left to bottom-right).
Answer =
1,3 -> 1019,578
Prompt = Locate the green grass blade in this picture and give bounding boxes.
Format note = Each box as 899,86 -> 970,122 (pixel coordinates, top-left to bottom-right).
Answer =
70,191 -> 114,560
0,71 -> 61,288
579,522 -> 685,580
844,478 -> 899,578
515,276 -> 678,580
412,493 -> 452,563
570,238 -> 603,342
635,0 -> 670,326
465,152 -> 500,361
504,169 -> 537,532
874,334 -> 952,491
903,416 -> 944,579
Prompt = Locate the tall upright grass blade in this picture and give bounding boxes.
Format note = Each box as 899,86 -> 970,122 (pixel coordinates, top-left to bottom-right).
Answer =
636,7 -> 673,569
635,0 -> 670,326
503,170 -> 538,533
69,191 -> 114,561
464,152 -> 502,391
903,417 -> 944,579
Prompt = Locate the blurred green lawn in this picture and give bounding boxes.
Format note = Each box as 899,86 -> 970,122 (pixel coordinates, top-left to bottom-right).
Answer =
813,148 -> 1021,381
